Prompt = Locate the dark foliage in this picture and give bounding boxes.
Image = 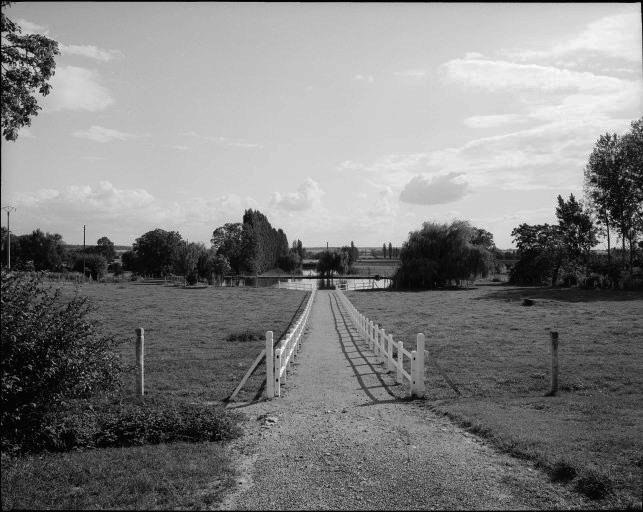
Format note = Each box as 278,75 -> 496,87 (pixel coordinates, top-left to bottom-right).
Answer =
1,271 -> 124,454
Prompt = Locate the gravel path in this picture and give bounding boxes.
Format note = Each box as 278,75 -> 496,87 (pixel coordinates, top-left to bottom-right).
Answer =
218,290 -> 591,510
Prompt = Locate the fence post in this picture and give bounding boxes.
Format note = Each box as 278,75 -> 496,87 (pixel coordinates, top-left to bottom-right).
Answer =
266,331 -> 274,398
374,325 -> 380,357
369,320 -> 374,350
414,333 -> 425,398
548,331 -> 559,396
135,328 -> 144,396
410,350 -> 418,397
387,334 -> 394,372
397,340 -> 403,383
275,348 -> 282,397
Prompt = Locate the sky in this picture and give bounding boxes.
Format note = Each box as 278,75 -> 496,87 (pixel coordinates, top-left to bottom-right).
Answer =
1,2 -> 641,249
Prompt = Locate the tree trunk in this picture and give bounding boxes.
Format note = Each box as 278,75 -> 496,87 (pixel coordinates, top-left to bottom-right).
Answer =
605,215 -> 611,266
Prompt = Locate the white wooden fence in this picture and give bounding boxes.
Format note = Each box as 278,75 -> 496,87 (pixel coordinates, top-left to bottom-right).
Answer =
266,288 -> 317,397
277,280 -> 317,291
335,288 -> 425,398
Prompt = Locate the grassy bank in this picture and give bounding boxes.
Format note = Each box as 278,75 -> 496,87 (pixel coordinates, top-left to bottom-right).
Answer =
2,282 -> 306,509
347,284 -> 642,508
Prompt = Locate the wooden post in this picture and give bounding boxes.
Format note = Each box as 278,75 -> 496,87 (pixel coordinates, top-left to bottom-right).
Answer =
275,348 -> 282,397
397,340 -> 403,383
410,350 -> 417,397
266,331 -> 274,398
387,334 -> 394,372
369,320 -> 374,350
135,328 -> 144,396
374,325 -> 380,356
548,331 -> 559,396
416,333 -> 425,398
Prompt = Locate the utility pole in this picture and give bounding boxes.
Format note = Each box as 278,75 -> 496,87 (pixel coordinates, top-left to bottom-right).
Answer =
83,225 -> 86,278
2,206 -> 16,269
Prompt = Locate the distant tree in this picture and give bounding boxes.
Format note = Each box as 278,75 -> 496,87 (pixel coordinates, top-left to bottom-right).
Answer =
584,118 -> 643,268
211,223 -> 248,274
131,229 -> 183,277
382,243 -> 387,258
316,250 -> 350,277
96,236 -> 116,262
175,242 -> 206,284
108,261 -> 123,276
393,220 -> 494,289
15,229 -> 66,271
510,223 -> 562,285
1,2 -> 60,141
72,253 -> 107,280
121,250 -> 139,273
388,242 -> 392,259
278,253 -> 301,273
555,194 -> 598,263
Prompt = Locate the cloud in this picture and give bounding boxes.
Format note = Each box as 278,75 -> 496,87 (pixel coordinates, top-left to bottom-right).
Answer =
463,114 -> 524,129
394,69 -> 427,78
503,12 -> 642,65
172,145 -> 189,151
15,181 -> 154,213
354,74 -> 374,83
271,179 -> 324,211
399,173 -> 469,205
16,18 -> 49,35
73,125 -> 138,143
181,131 -> 262,149
61,44 -> 123,62
44,66 -> 114,111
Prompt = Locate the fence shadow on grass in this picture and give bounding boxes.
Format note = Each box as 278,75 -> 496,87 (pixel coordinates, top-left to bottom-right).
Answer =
477,286 -> 643,303
328,293 -> 400,406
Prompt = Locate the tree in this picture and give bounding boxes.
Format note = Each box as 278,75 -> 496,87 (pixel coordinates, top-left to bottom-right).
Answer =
382,243 -> 387,258
1,2 -> 60,141
510,223 -> 562,285
131,229 -> 183,277
96,236 -> 116,262
388,242 -> 392,259
15,229 -> 66,271
175,242 -> 206,284
584,119 -> 643,268
555,194 -> 598,263
211,223 -> 246,273
72,253 -> 107,280
393,220 -> 495,289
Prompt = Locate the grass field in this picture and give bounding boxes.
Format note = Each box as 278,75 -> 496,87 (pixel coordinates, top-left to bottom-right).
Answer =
346,283 -> 642,507
1,282 -> 307,510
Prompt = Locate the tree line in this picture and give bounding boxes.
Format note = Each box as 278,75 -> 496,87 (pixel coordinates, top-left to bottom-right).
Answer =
0,228 -> 118,279
510,118 -> 642,288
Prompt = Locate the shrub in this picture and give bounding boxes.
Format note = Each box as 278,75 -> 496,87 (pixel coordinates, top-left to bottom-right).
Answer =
549,459 -> 577,482
225,330 -> 262,342
32,397 -> 242,453
72,253 -> 108,280
1,271 -> 124,454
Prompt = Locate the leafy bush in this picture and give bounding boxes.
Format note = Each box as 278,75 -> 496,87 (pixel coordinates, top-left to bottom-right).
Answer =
72,253 -> 108,280
549,459 -> 577,483
32,397 -> 242,453
1,271 -> 124,454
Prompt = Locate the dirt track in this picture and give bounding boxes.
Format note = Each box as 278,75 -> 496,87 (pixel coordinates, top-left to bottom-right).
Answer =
218,290 -> 592,510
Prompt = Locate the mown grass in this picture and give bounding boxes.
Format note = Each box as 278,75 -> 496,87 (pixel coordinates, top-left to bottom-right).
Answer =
2,282 -> 306,509
347,283 -> 643,508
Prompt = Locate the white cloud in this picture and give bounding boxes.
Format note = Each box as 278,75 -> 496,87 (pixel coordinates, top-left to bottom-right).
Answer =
181,131 -> 262,149
16,181 -> 154,213
354,74 -> 374,83
73,125 -> 138,143
463,114 -> 524,129
271,179 -> 324,211
399,173 -> 469,205
61,44 -> 123,62
503,12 -> 642,65
172,145 -> 189,151
44,66 -> 114,112
16,18 -> 49,35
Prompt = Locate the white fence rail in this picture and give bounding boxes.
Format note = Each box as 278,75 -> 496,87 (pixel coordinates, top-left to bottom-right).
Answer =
277,280 -> 317,291
336,288 -> 425,398
266,288 -> 317,397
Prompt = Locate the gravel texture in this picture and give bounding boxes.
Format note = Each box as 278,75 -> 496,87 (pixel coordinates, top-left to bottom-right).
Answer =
218,290 -> 592,510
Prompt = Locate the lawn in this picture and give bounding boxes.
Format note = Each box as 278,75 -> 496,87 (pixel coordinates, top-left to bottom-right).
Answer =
346,283 -> 643,508
2,281 -> 307,510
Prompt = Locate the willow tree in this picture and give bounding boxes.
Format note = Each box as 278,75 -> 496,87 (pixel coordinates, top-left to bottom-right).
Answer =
393,220 -> 495,289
